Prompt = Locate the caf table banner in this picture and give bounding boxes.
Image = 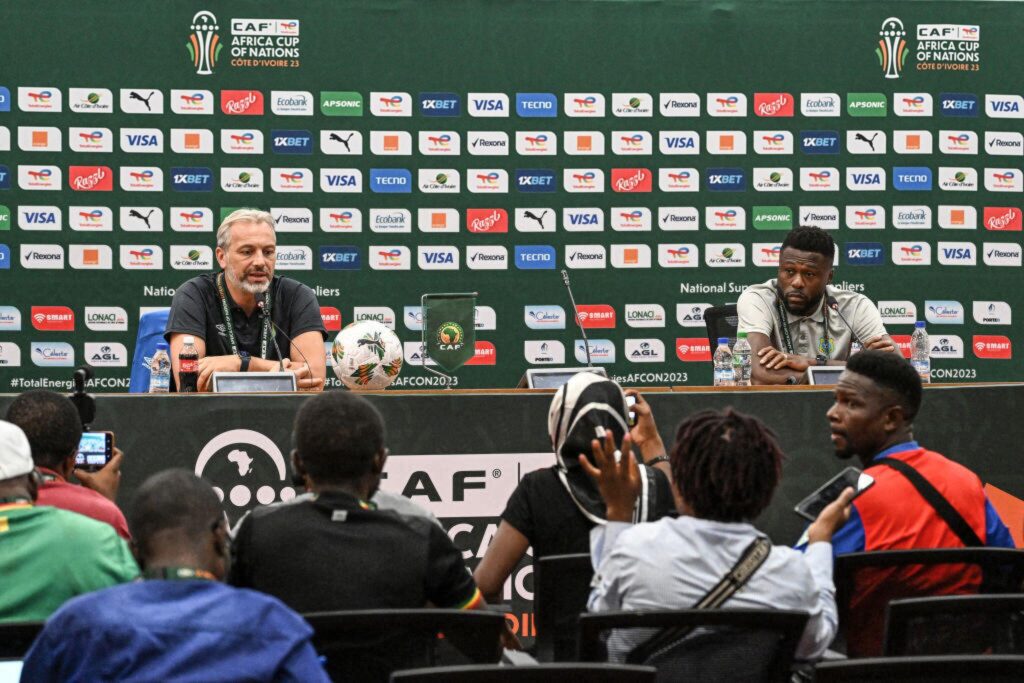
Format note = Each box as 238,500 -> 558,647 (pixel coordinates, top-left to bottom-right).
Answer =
422,293 -> 477,373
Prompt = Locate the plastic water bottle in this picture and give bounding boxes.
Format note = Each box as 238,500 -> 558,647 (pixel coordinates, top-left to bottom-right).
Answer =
732,332 -> 752,387
149,342 -> 171,393
178,335 -> 200,393
911,321 -> 930,384
713,337 -> 735,387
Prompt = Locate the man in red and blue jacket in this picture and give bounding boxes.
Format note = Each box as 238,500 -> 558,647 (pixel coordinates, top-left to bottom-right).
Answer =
824,350 -> 1014,656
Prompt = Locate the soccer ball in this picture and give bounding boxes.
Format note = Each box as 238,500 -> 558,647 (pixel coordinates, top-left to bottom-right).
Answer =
330,321 -> 404,390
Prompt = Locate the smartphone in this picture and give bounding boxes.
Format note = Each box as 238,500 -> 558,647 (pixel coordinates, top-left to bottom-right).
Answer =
76,431 -> 114,472
626,395 -> 637,426
794,466 -> 874,522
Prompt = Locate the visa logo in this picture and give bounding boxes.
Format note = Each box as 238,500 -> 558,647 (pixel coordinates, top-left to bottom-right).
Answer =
423,251 -> 454,264
569,213 -> 599,225
852,173 -> 881,184
943,247 -> 973,258
991,101 -> 1020,113
24,212 -> 56,224
127,134 -> 157,146
473,98 -> 504,112
664,137 -> 696,149
326,175 -> 358,187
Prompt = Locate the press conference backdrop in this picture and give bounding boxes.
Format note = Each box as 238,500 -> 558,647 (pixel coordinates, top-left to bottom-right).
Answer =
0,0 -> 1021,392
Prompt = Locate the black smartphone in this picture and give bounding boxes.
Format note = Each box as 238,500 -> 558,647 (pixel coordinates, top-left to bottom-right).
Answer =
794,466 -> 874,522
626,395 -> 637,426
76,431 -> 114,472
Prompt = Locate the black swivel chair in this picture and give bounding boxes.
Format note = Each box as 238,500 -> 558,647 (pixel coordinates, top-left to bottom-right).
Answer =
533,553 -> 594,662
303,609 -> 505,682
0,621 -> 43,658
884,594 -> 1024,656
813,655 -> 1024,682
702,303 -> 739,351
834,548 -> 1024,658
390,663 -> 656,682
578,609 -> 808,683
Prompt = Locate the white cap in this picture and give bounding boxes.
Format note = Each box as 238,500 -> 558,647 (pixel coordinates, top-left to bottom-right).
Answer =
0,420 -> 34,480
184,335 -> 195,344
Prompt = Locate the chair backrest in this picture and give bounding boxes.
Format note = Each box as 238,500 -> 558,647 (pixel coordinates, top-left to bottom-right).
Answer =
835,548 -> 1024,658
303,609 -> 505,683
0,621 -> 43,658
884,594 -> 1024,656
814,654 -> 1024,682
389,663 -> 657,683
702,304 -> 739,351
129,308 -> 170,393
533,553 -> 594,662
577,609 -> 808,683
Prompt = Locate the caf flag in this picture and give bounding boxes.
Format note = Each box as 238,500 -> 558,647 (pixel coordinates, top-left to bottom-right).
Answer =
422,293 -> 476,374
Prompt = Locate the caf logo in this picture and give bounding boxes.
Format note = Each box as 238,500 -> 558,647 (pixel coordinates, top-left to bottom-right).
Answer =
437,321 -> 464,350
195,429 -> 296,516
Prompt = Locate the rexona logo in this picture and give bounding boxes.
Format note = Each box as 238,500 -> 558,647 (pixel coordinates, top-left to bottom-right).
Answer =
515,93 -> 557,118
845,242 -> 884,266
754,92 -> 794,117
271,207 -> 312,233
705,168 -> 746,192
319,246 -> 361,271
565,245 -> 607,269
800,206 -> 840,230
418,92 -> 461,117
170,167 -> 213,192
973,301 -> 1011,326
986,95 -> 1024,119
983,242 -> 1022,267
30,306 -> 74,332
892,167 -> 932,191
973,335 -> 1012,360
220,90 -> 264,116
69,166 -> 113,192
939,93 -> 978,118
466,209 -> 508,233
20,244 -> 64,269
660,92 -> 701,117
984,207 -> 1022,231
624,304 -> 666,328
320,91 -> 363,116
466,245 -> 507,270
752,206 -> 793,230
514,245 -> 556,270
937,242 -> 976,266
515,169 -> 556,193
676,338 -> 712,362
468,92 -> 509,118
985,131 -> 1024,156
611,168 -> 652,193
574,304 -> 615,329
847,93 -> 887,117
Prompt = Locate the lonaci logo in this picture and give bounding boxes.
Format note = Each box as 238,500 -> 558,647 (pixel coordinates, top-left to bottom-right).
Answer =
186,11 -> 221,75
877,17 -> 909,79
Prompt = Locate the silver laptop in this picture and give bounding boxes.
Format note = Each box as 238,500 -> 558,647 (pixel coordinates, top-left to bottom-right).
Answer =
806,365 -> 845,386
211,371 -> 297,393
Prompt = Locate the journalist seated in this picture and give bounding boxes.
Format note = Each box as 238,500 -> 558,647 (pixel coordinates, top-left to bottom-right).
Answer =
585,408 -> 853,662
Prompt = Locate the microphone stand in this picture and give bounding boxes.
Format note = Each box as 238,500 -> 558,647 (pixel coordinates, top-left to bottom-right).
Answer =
561,270 -> 593,367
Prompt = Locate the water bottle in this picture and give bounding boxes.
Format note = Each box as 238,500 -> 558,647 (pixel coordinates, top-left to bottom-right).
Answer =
713,337 -> 735,387
732,332 -> 752,387
178,335 -> 200,393
911,321 -> 930,384
149,342 -> 171,393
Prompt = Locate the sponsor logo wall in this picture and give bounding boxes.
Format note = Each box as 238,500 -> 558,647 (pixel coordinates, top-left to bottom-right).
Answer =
0,4 -> 1020,391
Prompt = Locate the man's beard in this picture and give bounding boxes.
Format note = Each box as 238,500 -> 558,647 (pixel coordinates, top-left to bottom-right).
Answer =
226,267 -> 270,295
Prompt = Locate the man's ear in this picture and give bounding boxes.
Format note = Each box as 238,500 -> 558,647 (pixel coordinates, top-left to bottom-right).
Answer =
290,449 -> 307,486
826,266 -> 835,285
881,403 -> 905,434
213,519 -> 230,558
372,448 -> 388,476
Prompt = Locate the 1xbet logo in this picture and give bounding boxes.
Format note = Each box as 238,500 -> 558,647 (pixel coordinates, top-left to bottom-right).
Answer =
170,167 -> 213,192
271,130 -> 312,154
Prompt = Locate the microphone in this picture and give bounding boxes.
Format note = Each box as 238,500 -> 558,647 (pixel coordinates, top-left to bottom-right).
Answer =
256,291 -> 316,379
561,270 -> 592,367
69,365 -> 96,430
826,295 -> 865,351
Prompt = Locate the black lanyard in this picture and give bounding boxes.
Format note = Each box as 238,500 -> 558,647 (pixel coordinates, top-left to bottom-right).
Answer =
774,291 -> 830,362
216,272 -> 273,359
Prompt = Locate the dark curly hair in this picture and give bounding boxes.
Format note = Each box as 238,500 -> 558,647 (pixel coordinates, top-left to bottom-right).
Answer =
846,349 -> 922,420
781,225 -> 835,262
293,390 -> 385,484
669,408 -> 784,522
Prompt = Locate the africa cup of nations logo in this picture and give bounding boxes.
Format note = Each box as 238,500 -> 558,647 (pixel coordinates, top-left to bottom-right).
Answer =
187,11 -> 221,75
877,17 -> 909,79
437,321 -> 464,351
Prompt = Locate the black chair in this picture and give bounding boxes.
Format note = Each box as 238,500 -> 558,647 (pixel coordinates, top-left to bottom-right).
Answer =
813,654 -> 1024,682
702,303 -> 739,351
533,553 -> 593,662
390,663 -> 656,682
578,609 -> 808,683
0,621 -> 43,658
303,609 -> 505,682
884,594 -> 1024,656
834,548 -> 1024,658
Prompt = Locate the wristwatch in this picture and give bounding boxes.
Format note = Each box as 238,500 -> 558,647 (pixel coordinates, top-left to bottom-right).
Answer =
239,352 -> 251,372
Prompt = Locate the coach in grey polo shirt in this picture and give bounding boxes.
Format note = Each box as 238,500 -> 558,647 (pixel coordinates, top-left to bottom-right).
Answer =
737,226 -> 895,385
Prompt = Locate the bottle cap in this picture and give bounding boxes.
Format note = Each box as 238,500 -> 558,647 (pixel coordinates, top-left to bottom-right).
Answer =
156,342 -> 168,350
737,331 -> 748,339
718,337 -> 729,345
184,335 -> 195,343
915,321 -> 925,328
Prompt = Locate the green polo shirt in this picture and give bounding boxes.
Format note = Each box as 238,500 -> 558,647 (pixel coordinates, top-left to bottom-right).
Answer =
0,503 -> 139,622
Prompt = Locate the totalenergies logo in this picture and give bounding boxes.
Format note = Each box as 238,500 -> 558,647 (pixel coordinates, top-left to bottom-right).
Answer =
524,134 -> 548,148
903,95 -> 925,109
78,130 -> 104,143
667,246 -> 691,257
330,211 -> 353,225
855,209 -> 878,219
716,96 -> 738,109
186,11 -> 221,75
667,171 -> 691,185
762,134 -> 785,147
993,171 -> 1016,184
130,248 -> 154,260
572,171 -> 596,187
180,92 -> 205,105
809,170 -> 832,183
947,133 -> 970,147
900,244 -> 924,256
379,249 -> 402,261
28,91 -> 52,103
27,169 -> 53,181
180,210 -> 205,223
129,170 -> 154,183
620,134 -> 644,148
761,245 -> 782,257
573,96 -> 597,110
80,209 -> 103,223
619,210 -> 643,225
230,132 -> 255,145
380,95 -> 403,110
714,209 -> 737,222
280,171 -> 304,184
427,134 -> 452,148
477,172 -> 501,186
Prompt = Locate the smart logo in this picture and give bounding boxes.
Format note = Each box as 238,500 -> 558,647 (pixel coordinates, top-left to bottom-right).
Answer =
845,242 -> 884,265
940,93 -> 979,117
516,169 -> 556,193
514,245 -> 556,269
271,130 -> 313,154
893,167 -> 933,191
170,167 -> 213,192
516,93 -> 557,117
705,168 -> 746,191
419,92 -> 461,117
800,131 -> 839,154
369,168 -> 412,193
319,246 -> 361,270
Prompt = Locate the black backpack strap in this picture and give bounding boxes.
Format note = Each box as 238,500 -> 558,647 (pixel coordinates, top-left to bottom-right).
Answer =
626,537 -> 772,664
878,458 -> 983,548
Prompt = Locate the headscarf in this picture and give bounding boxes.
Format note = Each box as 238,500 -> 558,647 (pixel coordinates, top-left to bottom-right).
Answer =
547,372 -> 660,525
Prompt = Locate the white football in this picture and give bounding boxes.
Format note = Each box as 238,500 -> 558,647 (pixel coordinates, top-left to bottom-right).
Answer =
330,321 -> 404,390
